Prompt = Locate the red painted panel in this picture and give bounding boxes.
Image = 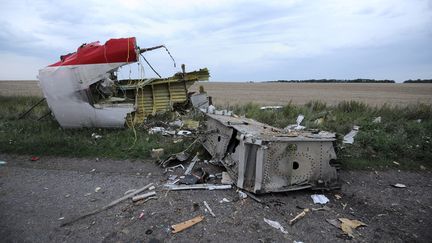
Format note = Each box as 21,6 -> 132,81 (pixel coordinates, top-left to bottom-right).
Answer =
49,37 -> 138,66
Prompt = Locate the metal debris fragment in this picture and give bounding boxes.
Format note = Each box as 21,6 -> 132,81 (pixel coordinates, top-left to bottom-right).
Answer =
203,201 -> 216,217
263,218 -> 288,234
164,184 -> 232,191
311,194 -> 330,204
343,125 -> 360,144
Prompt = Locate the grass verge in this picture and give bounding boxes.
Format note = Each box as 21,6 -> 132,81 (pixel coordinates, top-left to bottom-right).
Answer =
0,96 -> 431,170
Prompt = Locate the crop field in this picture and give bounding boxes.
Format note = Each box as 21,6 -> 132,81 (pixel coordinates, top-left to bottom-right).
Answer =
1,80 -> 432,106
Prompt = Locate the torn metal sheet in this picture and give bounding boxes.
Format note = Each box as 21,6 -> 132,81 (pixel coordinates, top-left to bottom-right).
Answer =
38,37 -> 209,128
201,113 -> 339,194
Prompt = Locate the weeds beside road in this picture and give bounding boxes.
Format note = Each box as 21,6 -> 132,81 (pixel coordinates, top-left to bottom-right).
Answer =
0,96 -> 430,170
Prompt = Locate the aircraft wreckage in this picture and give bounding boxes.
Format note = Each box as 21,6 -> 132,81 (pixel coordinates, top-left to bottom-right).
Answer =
38,37 -> 209,128
38,37 -> 339,193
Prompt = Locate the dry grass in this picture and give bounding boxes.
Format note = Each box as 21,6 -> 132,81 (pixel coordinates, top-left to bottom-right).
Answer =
1,80 -> 431,106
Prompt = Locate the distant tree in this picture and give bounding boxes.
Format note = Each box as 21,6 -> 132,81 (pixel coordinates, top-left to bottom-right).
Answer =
403,79 -> 432,83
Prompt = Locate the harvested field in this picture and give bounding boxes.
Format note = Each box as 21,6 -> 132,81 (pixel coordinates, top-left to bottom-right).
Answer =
1,80 -> 431,106
191,82 -> 432,106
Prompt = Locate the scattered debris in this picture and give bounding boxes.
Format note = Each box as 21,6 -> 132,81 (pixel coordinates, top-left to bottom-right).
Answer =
61,183 -> 154,226
392,161 -> 400,166
219,198 -> 230,203
171,215 -> 205,233
95,187 -> 101,192
263,218 -> 288,234
65,194 -> 71,198
132,191 -> 157,202
326,218 -> 341,228
151,148 -> 164,160
238,191 -> 248,199
138,212 -> 145,219
184,155 -> 199,175
260,105 -> 283,110
91,133 -> 102,139
339,218 -> 367,238
149,127 -> 166,135
164,184 -> 232,191
161,151 -> 190,168
221,172 -> 234,185
372,116 -> 382,123
335,194 -> 342,200
177,130 -> 192,136
183,119 -> 200,130
0,161 -> 6,165
148,186 -> 156,191
203,201 -> 216,217
314,117 -> 324,125
30,156 -> 40,161
343,125 -> 360,144
284,114 -> 306,131
90,168 -> 96,173
392,183 -> 407,188
58,217 -> 65,220
420,165 -> 426,170
416,119 -> 422,123
289,208 -> 309,225
311,194 -> 330,204
169,120 -> 183,128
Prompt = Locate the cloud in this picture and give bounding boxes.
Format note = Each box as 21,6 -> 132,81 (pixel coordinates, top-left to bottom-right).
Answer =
0,0 -> 431,81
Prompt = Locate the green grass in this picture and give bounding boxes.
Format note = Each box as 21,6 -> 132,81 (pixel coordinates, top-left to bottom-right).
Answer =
1,96 -> 431,170
229,100 -> 432,170
0,96 -> 190,160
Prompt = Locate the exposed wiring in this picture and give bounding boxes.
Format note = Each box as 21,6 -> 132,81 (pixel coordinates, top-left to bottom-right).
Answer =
140,53 -> 162,78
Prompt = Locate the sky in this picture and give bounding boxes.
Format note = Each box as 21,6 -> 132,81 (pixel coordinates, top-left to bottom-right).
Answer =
0,0 -> 431,82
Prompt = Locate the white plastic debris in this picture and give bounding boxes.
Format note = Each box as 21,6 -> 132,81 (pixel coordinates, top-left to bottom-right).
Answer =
219,198 -> 231,203
207,105 -> 215,114
343,126 -> 360,144
393,183 -> 407,188
284,114 -> 306,131
169,120 -> 183,128
91,133 -> 102,139
203,201 -> 216,217
238,191 -> 248,199
148,186 -> 155,190
0,161 -> 6,165
95,187 -> 101,192
311,194 -> 330,204
149,127 -> 165,134
177,130 -> 192,136
260,105 -> 283,110
372,116 -> 382,123
264,218 -> 288,234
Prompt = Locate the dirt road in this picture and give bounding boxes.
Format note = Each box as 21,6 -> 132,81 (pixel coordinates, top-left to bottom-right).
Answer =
1,154 -> 431,242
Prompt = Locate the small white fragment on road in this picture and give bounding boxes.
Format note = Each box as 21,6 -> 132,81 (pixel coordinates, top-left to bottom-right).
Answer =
264,218 -> 288,234
203,201 -> 216,217
95,187 -> 101,192
65,194 -> 71,198
238,191 -> 248,199
148,186 -> 156,191
392,183 -> 407,188
58,217 -> 65,220
219,198 -> 230,203
0,161 -> 7,165
311,194 -> 330,204
84,193 -> 92,197
90,168 -> 96,172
